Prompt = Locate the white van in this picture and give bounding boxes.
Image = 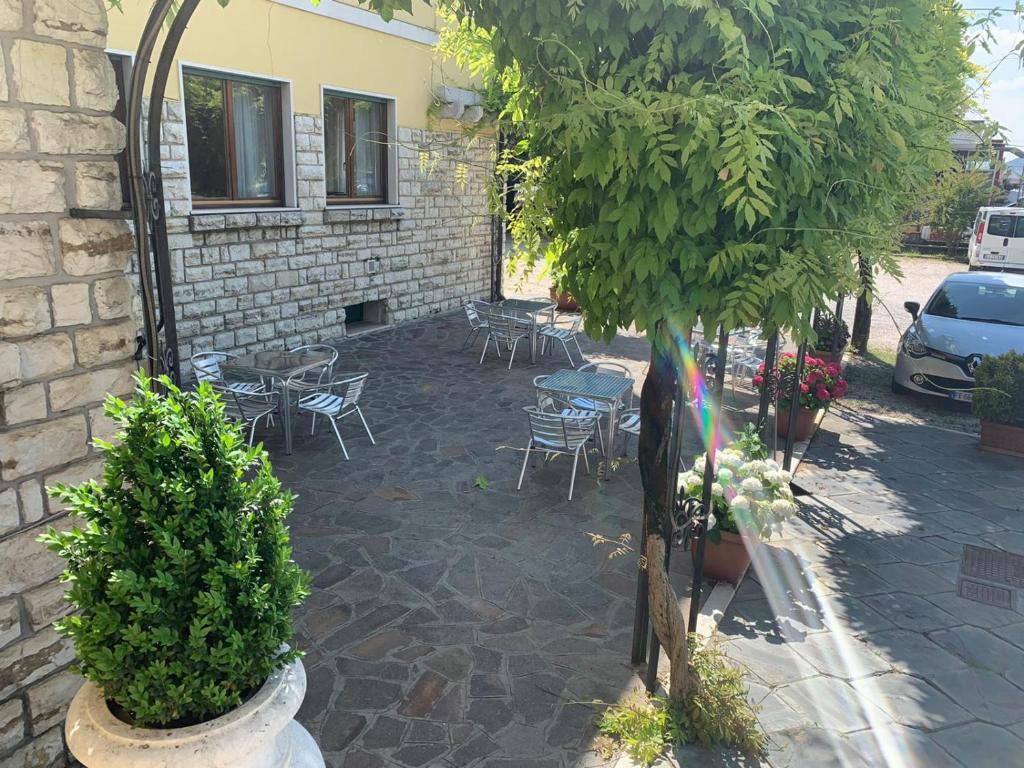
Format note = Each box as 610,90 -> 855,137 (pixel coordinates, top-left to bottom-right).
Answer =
968,206 -> 1024,272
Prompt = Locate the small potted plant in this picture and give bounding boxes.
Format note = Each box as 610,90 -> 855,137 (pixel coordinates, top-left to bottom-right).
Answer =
972,352 -> 1024,458
755,353 -> 848,442
549,285 -> 579,311
41,376 -> 319,768
811,312 -> 850,363
681,426 -> 797,583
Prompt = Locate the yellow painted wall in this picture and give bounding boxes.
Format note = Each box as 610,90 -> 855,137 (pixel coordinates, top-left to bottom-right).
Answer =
106,0 -> 466,128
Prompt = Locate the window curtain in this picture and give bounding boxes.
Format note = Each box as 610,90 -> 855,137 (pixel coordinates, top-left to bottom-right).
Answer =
232,83 -> 276,199
325,98 -> 348,197
353,101 -> 383,197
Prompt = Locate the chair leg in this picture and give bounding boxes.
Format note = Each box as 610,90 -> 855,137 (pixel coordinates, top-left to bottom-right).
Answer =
248,420 -> 257,447
355,406 -> 376,444
582,445 -> 591,474
569,449 -> 580,500
461,326 -> 478,351
507,338 -> 520,370
562,339 -> 575,368
595,420 -> 605,455
573,336 -> 584,360
517,443 -> 532,491
479,334 -> 491,364
328,417 -> 350,460
310,413 -> 317,435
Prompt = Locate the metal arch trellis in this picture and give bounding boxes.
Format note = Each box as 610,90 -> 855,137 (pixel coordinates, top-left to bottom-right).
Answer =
127,0 -> 202,387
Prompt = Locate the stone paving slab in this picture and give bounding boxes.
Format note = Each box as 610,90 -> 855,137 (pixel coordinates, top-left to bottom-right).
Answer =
718,409 -> 1024,767
259,311 -> 749,767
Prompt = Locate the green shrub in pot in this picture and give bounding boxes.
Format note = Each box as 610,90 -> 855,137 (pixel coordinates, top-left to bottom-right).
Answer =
972,351 -> 1024,427
41,375 -> 310,728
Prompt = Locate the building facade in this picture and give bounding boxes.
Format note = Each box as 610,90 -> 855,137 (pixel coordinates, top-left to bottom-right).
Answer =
0,1 -> 492,764
106,0 -> 495,375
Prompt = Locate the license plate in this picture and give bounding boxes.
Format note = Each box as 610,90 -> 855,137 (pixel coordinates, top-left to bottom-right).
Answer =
949,390 -> 973,403
983,253 -> 1006,261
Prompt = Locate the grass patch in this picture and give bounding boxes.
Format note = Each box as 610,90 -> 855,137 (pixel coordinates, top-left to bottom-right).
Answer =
598,638 -> 765,765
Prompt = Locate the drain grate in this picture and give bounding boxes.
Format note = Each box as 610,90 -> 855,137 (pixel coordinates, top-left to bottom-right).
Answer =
958,578 -> 1015,610
960,544 -> 1024,589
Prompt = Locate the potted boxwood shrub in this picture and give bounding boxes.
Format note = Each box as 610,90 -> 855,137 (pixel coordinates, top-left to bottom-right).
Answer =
755,353 -> 848,442
973,351 -> 1024,458
811,312 -> 850,364
41,376 -> 319,768
681,427 -> 797,583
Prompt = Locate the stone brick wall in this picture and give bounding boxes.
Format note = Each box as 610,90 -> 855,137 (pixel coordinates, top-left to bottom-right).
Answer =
153,106 -> 493,377
0,1 -> 136,765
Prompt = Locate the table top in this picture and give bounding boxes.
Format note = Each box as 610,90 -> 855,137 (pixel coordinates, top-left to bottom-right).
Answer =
500,298 -> 556,312
538,369 -> 634,401
223,349 -> 333,378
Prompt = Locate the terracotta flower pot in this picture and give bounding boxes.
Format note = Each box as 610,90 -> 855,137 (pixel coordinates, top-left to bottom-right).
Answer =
692,531 -> 759,584
812,347 -> 845,365
66,658 -> 323,768
549,287 -> 579,312
776,406 -> 819,442
979,420 -> 1024,459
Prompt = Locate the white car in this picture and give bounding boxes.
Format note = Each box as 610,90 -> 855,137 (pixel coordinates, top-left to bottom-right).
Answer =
893,271 -> 1024,402
968,206 -> 1024,272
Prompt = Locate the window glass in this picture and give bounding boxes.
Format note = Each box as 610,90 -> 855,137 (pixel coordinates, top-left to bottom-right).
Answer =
925,282 -> 1024,326
324,96 -> 348,197
324,93 -> 388,202
183,70 -> 281,205
353,100 -> 384,198
988,215 -> 1015,238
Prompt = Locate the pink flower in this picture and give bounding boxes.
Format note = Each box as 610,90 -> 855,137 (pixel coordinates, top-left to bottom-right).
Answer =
806,372 -> 821,385
800,383 -> 810,393
757,364 -> 765,374
753,375 -> 764,387
834,381 -> 848,397
781,352 -> 796,360
826,363 -> 841,377
817,388 -> 831,401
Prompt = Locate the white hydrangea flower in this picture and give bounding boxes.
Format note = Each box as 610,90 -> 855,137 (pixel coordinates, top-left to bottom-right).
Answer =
745,460 -> 768,475
741,477 -> 763,495
771,498 -> 796,517
679,472 -> 700,489
778,470 -> 793,484
717,467 -> 734,484
693,456 -> 706,475
729,494 -> 751,511
712,482 -> 724,497
718,450 -> 742,469
764,459 -> 780,471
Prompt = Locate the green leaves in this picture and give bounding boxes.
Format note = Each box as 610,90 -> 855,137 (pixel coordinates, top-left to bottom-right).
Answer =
40,375 -> 309,727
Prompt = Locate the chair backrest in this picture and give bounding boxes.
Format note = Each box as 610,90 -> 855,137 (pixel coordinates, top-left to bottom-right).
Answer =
481,308 -> 520,341
211,380 -> 274,422
291,344 -> 338,375
579,361 -> 632,379
533,375 -> 554,411
464,303 -> 484,329
191,351 -> 233,383
334,373 -> 369,408
524,406 -> 594,450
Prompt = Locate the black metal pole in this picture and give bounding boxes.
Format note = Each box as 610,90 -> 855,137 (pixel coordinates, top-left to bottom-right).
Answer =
831,295 -> 846,359
630,508 -> 651,665
687,327 -> 729,632
143,0 -> 200,386
783,341 -> 808,471
126,0 -> 176,379
755,331 -> 779,439
644,368 -> 688,693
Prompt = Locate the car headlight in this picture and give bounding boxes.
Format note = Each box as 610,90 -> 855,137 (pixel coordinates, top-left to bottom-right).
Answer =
902,328 -> 928,358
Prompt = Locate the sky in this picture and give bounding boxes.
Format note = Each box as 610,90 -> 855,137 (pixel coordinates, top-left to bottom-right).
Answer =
967,1 -> 1024,147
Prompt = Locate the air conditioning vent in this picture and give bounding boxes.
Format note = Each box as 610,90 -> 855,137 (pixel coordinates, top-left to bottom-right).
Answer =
365,258 -> 380,275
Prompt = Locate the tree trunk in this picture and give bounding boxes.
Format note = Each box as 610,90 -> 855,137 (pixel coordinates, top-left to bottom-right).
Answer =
645,533 -> 690,702
851,252 -> 872,353
637,331 -> 689,704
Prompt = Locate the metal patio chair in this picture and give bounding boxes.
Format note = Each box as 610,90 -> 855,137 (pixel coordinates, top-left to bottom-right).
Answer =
212,381 -> 280,447
294,372 -> 375,460
534,375 -> 605,449
570,361 -> 635,412
479,308 -> 531,370
191,351 -> 265,395
618,408 -> 641,456
461,301 -> 490,350
517,406 -> 597,501
538,313 -> 585,367
289,344 -> 339,382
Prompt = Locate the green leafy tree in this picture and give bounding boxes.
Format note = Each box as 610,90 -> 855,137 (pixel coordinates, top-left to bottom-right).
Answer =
41,376 -> 309,727
369,0 -> 971,705
924,167 -> 999,257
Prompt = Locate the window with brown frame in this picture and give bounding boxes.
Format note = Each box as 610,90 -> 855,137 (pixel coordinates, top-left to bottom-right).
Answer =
323,92 -> 389,204
183,69 -> 285,208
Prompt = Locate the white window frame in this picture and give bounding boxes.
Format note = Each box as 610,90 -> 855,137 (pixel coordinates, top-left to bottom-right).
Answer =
178,61 -> 298,214
320,85 -> 399,208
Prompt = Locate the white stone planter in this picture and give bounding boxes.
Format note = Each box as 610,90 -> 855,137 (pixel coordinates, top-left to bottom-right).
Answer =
65,658 -> 324,768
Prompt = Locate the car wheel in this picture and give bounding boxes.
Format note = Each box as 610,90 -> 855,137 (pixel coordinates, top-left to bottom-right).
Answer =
891,374 -> 912,395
